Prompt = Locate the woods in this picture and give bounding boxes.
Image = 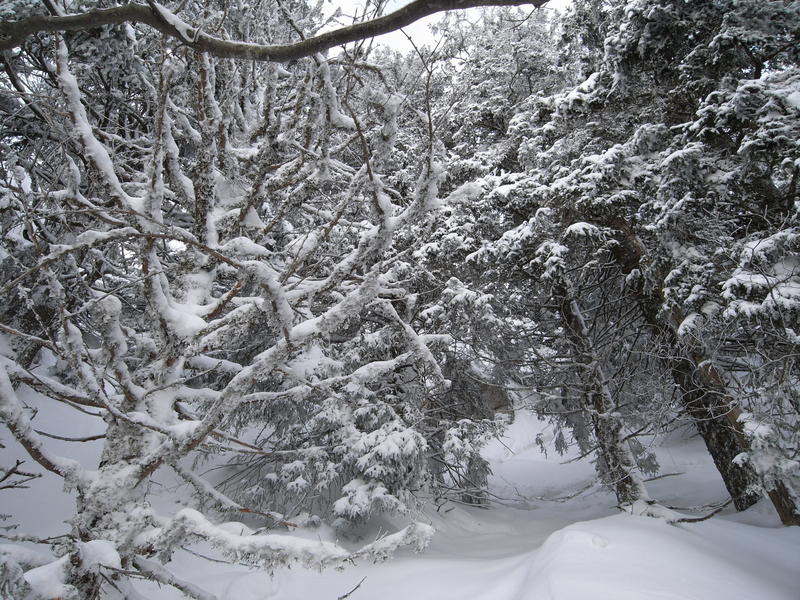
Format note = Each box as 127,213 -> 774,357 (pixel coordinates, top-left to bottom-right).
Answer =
1,0 -> 799,598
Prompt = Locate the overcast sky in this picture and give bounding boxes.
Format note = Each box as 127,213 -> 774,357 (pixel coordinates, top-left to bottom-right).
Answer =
324,0 -> 570,53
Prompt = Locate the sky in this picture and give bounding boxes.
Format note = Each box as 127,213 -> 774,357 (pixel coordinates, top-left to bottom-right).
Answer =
324,0 -> 571,53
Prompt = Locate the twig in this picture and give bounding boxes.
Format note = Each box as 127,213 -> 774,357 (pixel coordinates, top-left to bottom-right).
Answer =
337,576 -> 367,600
643,471 -> 685,482
669,498 -> 733,525
34,430 -> 106,443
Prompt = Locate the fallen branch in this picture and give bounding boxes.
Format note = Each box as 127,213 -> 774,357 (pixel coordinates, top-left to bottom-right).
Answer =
669,498 -> 734,525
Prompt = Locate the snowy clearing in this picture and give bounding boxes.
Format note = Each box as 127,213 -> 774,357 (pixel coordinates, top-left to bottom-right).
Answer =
6,407 -> 798,600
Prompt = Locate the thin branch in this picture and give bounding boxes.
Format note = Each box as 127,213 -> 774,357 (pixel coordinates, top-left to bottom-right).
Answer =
1,1 -> 545,61
337,576 -> 367,600
669,498 -> 733,525
0,459 -> 41,489
33,429 -> 105,442
132,557 -> 218,600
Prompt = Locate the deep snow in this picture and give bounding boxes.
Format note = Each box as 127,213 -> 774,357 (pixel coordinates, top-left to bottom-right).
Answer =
3,390 -> 799,600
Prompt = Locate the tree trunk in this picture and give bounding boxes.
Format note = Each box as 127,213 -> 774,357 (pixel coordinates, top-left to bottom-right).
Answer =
610,219 -> 799,524
668,354 -> 760,511
555,281 -> 649,506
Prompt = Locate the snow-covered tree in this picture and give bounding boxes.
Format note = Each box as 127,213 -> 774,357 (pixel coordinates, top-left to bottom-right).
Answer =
3,4 -> 799,599
0,0 -> 547,595
420,0 -> 800,522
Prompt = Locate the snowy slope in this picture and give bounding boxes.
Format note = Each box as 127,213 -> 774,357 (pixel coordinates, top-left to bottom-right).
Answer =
4,401 -> 799,599
131,411 -> 800,599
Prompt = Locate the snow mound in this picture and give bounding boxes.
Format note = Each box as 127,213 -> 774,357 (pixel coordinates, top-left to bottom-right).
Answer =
526,514 -> 800,600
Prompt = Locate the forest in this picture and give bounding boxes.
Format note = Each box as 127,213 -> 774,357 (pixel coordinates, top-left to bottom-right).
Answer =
1,1 -> 799,598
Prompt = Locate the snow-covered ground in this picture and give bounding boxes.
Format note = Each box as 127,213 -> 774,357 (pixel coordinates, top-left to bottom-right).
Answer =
4,402 -> 799,599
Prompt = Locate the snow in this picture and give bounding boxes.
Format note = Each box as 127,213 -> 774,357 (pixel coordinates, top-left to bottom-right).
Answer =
156,508 -> 352,569
128,489 -> 798,600
4,383 -> 799,600
493,183 -> 517,198
241,207 -> 266,229
56,40 -> 142,213
526,515 -> 799,600
22,555 -> 71,599
129,412 -> 794,600
318,58 -> 356,130
78,540 -> 122,572
218,236 -> 273,258
284,344 -> 343,380
149,2 -> 196,43
564,221 -> 601,238
0,544 -> 51,582
677,311 -> 702,338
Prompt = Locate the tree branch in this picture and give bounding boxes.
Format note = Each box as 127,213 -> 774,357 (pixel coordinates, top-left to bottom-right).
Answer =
0,367 -> 86,483
0,0 -> 545,60
132,557 -> 218,600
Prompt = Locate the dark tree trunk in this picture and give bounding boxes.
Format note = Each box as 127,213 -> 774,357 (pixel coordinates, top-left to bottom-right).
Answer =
669,356 -> 760,511
555,281 -> 649,506
609,219 -> 799,524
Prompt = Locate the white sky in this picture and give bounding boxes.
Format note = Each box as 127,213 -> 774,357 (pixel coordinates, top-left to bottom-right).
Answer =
323,0 -> 571,53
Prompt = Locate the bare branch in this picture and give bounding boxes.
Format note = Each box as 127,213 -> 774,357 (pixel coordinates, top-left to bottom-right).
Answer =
0,367 -> 86,483
0,460 -> 41,490
337,576 -> 367,600
132,557 -> 218,600
0,0 -> 545,60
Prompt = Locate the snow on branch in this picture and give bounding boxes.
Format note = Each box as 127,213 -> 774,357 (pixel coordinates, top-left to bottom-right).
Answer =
1,1 -> 546,61
132,557 -> 218,600
0,366 -> 88,485
55,39 -> 142,213
141,508 -> 433,571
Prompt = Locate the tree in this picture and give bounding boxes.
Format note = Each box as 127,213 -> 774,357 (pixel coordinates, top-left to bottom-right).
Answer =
0,0 -> 548,59
3,2 -> 799,597
0,0 -> 532,595
429,0 -> 800,522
